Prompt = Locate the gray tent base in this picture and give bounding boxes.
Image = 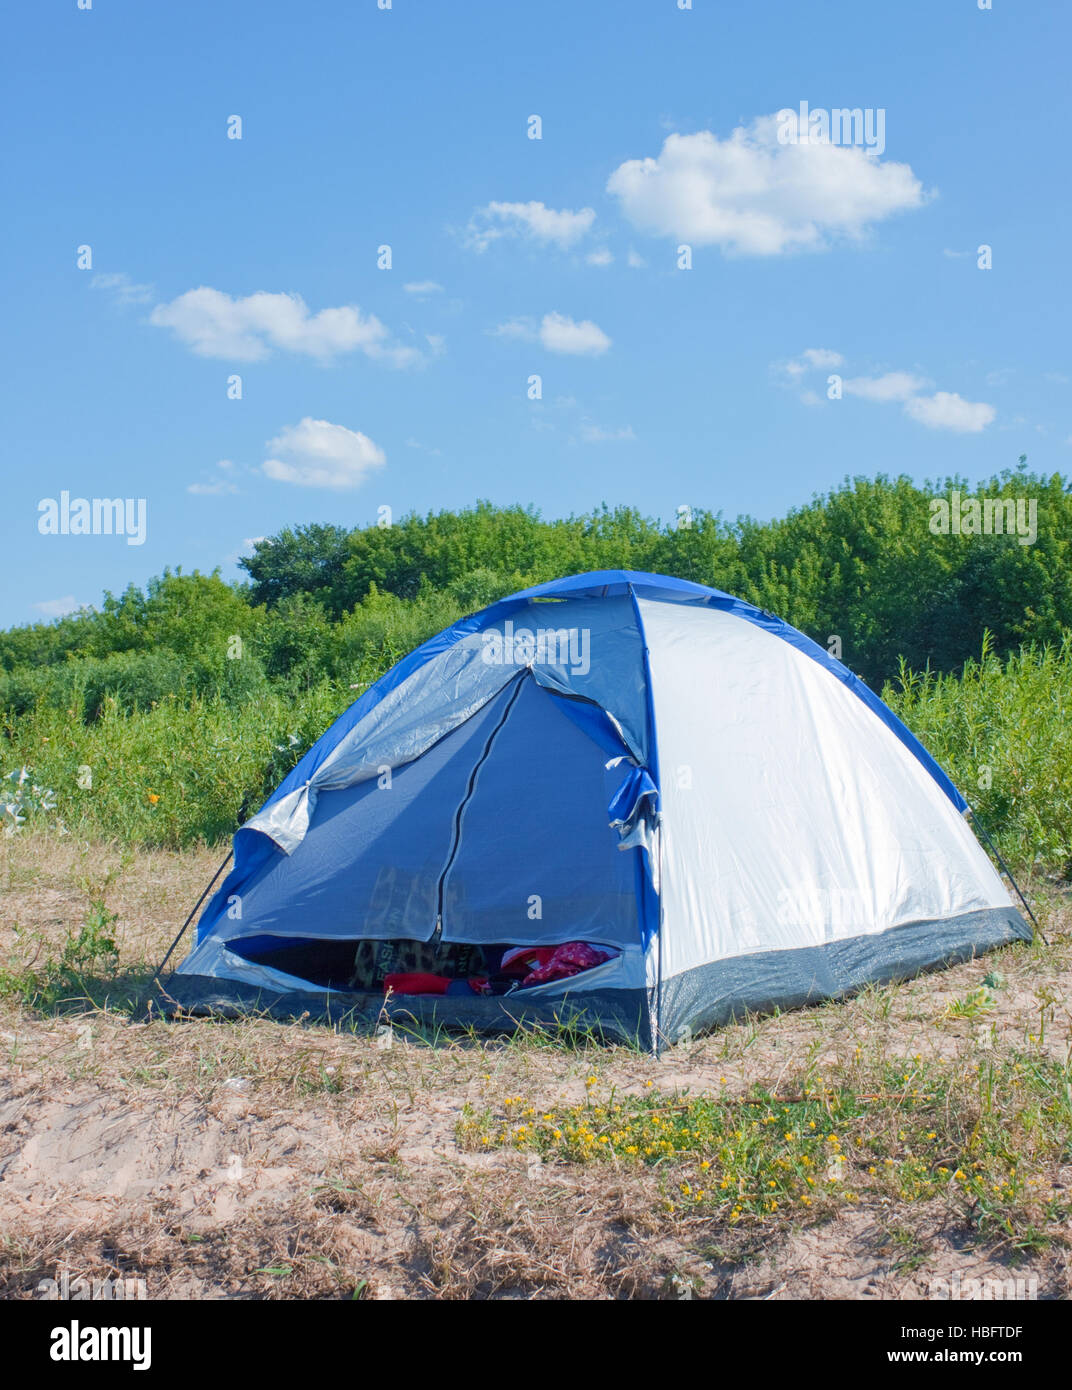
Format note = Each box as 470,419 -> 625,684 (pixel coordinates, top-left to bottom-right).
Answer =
659,906 -> 1031,1044
160,974 -> 651,1047
163,906 -> 1030,1049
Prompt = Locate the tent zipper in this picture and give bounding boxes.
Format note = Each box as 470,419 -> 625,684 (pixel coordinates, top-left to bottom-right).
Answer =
433,671 -> 528,940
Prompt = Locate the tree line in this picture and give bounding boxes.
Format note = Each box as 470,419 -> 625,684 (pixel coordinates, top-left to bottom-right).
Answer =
3,465 -> 1070,724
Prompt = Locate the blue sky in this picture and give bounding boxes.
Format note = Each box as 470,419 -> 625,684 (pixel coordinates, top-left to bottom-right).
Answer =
3,0 -> 1069,627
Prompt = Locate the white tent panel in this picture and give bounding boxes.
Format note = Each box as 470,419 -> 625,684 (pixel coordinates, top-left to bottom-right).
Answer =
638,599 -> 1013,983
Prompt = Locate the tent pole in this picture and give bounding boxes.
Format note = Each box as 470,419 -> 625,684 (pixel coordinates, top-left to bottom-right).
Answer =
968,808 -> 1045,944
146,851 -> 234,1009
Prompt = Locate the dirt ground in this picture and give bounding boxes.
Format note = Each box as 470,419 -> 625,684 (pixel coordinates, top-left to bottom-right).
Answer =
1,832 -> 1069,1300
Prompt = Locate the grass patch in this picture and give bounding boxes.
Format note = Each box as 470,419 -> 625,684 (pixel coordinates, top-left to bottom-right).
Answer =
458,1053 -> 1072,1248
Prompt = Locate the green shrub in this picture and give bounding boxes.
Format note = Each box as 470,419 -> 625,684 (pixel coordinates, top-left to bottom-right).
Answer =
886,634 -> 1072,874
1,682 -> 348,848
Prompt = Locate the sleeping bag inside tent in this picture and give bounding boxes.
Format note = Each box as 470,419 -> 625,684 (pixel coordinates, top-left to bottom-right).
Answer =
167,570 -> 1031,1046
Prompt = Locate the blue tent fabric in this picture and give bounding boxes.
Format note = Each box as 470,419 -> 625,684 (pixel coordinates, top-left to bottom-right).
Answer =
440,677 -> 641,947
195,570 -> 962,947
207,681 -> 522,947
174,570 -> 1026,1046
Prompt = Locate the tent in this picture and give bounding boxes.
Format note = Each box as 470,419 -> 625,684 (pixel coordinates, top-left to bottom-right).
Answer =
168,570 -> 1031,1047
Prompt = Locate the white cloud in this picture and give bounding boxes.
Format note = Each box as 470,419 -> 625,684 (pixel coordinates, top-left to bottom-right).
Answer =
34,596 -> 83,619
780,347 -> 844,379
466,200 -> 596,252
150,287 -> 418,365
261,417 -> 386,489
843,371 -> 929,402
490,317 -> 534,340
188,459 -> 239,496
627,249 -> 647,269
425,332 -> 446,356
607,118 -> 925,255
188,479 -> 238,496
586,248 -> 614,266
490,312 -> 611,355
776,349 -> 994,432
405,437 -> 442,457
902,391 -> 996,433
539,312 -> 610,356
402,280 -> 444,296
578,421 -> 635,443
91,271 -> 155,306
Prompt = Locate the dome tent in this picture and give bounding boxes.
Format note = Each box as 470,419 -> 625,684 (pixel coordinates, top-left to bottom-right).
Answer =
168,571 -> 1030,1047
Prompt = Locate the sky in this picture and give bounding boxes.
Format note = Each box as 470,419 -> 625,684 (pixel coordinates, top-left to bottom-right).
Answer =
2,0 -> 1069,627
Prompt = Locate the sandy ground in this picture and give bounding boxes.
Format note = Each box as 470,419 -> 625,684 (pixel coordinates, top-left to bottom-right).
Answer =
1,833 -> 1069,1300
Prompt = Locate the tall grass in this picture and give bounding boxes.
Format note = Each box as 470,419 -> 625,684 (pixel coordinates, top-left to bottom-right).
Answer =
1,682 -> 348,848
884,633 -> 1072,875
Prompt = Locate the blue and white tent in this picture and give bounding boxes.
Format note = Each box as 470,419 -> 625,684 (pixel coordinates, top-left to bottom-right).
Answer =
170,571 -> 1030,1046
